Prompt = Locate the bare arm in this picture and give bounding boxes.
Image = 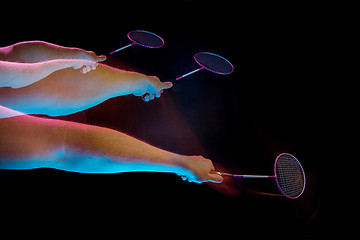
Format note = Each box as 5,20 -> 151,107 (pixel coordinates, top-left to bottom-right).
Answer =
0,41 -> 168,115
0,40 -> 106,88
0,63 -> 172,116
0,40 -> 107,63
0,110 -> 223,183
0,59 -> 98,88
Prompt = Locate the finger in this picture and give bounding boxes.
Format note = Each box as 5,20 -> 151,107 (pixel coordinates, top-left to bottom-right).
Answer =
84,51 -> 106,62
180,176 -> 188,181
133,91 -> 146,97
86,65 -> 91,72
161,82 -> 173,90
91,62 -> 98,70
156,90 -> 164,98
141,94 -> 150,102
96,55 -> 107,62
80,67 -> 87,74
207,173 -> 224,183
149,94 -> 155,101
189,177 -> 204,184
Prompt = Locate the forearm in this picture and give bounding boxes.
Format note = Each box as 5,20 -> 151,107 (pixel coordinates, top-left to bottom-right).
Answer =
60,121 -> 188,174
0,64 -> 147,116
0,114 -> 188,175
0,59 -> 89,88
3,41 -> 85,63
0,114 -> 67,169
0,112 -> 222,183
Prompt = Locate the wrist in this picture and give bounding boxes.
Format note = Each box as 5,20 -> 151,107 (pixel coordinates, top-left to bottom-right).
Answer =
171,154 -> 191,171
67,47 -> 86,60
129,73 -> 150,94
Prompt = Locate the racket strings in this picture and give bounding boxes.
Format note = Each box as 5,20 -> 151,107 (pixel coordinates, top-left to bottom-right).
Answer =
129,31 -> 164,48
195,53 -> 233,74
275,154 -> 305,199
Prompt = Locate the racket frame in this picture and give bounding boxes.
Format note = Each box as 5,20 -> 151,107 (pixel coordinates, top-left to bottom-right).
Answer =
274,153 -> 306,199
176,52 -> 234,80
109,30 -> 164,55
212,153 -> 306,199
194,52 -> 234,75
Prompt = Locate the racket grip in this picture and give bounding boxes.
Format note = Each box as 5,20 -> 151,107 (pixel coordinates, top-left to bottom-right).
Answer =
211,171 -> 230,176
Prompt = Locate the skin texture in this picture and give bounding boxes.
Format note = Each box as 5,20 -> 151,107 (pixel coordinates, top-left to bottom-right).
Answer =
0,107 -> 223,183
0,41 -> 223,184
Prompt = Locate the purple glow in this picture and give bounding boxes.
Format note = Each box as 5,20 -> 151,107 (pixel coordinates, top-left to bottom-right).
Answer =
212,153 -> 306,199
274,153 -> 306,199
176,52 -> 234,81
109,30 -> 164,55
194,52 -> 234,75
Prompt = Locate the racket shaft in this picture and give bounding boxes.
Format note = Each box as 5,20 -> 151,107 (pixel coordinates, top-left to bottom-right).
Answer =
110,43 -> 135,54
231,174 -> 273,178
213,172 -> 274,178
176,67 -> 204,80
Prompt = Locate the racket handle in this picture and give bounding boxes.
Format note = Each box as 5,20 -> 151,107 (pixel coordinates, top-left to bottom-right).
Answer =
211,171 -> 232,176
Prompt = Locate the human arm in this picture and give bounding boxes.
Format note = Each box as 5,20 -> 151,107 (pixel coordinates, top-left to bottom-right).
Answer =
0,110 -> 223,183
0,40 -> 107,63
0,59 -> 98,88
0,63 -> 172,116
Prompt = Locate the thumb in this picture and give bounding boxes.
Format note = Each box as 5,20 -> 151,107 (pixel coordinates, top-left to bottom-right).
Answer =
95,55 -> 107,62
161,81 -> 173,90
208,173 -> 224,183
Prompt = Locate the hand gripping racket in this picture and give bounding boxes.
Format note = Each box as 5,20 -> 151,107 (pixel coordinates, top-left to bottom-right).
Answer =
140,51 -> 234,101
109,30 -> 165,55
213,153 -> 306,199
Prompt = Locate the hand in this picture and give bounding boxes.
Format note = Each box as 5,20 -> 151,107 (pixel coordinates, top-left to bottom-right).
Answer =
79,50 -> 107,63
133,76 -> 173,102
177,155 -> 224,184
73,50 -> 107,74
72,60 -> 99,74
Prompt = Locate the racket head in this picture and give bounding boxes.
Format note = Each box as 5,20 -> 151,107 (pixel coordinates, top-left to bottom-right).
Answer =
274,153 -> 306,199
194,52 -> 234,75
128,30 -> 164,48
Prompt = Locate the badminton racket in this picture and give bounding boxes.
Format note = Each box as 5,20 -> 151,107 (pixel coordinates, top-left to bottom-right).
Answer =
176,52 -> 234,80
109,30 -> 165,55
140,52 -> 234,101
212,153 -> 306,199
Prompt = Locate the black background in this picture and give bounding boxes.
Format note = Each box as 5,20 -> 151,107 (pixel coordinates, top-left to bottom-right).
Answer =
0,0 -> 323,237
